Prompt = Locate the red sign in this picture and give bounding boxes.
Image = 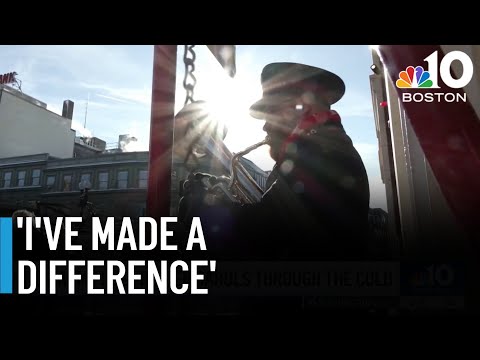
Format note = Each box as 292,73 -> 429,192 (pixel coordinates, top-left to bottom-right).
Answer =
0,72 -> 17,85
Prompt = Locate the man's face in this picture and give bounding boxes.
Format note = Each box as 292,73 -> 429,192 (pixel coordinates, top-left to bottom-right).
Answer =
261,96 -> 303,161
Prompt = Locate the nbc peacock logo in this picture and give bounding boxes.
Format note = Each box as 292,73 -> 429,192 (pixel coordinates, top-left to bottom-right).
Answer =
396,66 -> 433,88
395,50 -> 473,103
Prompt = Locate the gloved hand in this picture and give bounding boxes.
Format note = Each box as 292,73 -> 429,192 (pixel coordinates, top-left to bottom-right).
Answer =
178,172 -> 231,224
182,172 -> 215,196
183,172 -> 231,200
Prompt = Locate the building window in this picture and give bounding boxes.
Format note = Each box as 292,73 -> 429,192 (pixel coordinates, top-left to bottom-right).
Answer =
32,169 -> 41,186
2,172 -> 12,188
17,171 -> 26,187
63,175 -> 72,191
79,173 -> 92,190
46,175 -> 56,189
139,170 -> 148,188
117,171 -> 128,189
98,172 -> 109,190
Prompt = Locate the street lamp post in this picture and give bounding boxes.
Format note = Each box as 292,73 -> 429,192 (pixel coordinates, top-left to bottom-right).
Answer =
79,179 -> 92,218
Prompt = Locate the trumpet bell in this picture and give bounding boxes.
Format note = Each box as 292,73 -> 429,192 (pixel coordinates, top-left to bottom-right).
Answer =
173,100 -> 228,161
173,100 -> 270,206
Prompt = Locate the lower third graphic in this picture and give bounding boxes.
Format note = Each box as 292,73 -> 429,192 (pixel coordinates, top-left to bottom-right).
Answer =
0,218 -> 12,294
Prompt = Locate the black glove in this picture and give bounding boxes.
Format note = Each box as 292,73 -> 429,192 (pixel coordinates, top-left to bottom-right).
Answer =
182,172 -> 214,197
178,172 -> 231,223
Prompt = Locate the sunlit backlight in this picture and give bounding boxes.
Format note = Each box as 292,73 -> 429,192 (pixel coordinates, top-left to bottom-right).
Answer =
204,75 -> 252,132
195,63 -> 276,170
198,101 -> 228,141
201,71 -> 265,143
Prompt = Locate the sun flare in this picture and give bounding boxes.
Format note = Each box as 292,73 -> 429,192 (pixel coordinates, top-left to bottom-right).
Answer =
201,70 -> 273,166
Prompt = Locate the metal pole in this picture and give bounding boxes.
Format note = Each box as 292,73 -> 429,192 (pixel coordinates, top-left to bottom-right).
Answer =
147,45 -> 177,219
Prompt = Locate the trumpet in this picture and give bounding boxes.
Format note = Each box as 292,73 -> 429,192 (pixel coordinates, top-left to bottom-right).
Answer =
194,135 -> 270,205
227,137 -> 270,203
173,101 -> 270,205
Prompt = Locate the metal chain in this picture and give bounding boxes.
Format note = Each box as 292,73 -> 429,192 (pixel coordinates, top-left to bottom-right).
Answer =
183,45 -> 197,105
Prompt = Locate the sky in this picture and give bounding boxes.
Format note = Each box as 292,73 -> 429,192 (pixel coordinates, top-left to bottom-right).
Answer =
0,45 -> 387,210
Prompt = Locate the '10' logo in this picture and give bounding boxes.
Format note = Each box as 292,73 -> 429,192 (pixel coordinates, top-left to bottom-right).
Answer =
396,51 -> 473,89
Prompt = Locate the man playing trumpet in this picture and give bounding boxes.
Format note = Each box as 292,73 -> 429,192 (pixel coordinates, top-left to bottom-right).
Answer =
179,62 -> 371,261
